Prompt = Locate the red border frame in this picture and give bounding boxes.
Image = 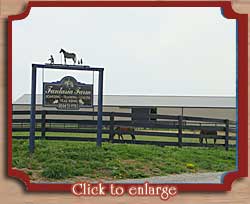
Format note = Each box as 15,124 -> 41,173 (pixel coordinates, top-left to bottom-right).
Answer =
8,1 -> 248,192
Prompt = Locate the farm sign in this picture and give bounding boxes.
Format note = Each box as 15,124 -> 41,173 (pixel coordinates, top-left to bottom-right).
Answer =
43,76 -> 93,110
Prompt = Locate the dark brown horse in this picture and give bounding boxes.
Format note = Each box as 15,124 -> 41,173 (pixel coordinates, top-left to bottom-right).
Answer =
112,127 -> 136,143
199,129 -> 217,145
60,48 -> 77,64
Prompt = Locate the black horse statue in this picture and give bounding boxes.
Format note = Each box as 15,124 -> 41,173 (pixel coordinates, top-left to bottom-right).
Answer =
60,48 -> 77,64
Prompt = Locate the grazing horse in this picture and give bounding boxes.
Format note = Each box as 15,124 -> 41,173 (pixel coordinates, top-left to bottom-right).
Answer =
60,48 -> 77,64
199,129 -> 217,145
112,127 -> 136,143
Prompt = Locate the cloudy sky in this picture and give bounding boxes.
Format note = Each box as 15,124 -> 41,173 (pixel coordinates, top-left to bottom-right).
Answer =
12,7 -> 236,102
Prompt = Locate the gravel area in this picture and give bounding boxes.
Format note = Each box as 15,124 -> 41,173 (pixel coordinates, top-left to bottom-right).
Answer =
106,172 -> 226,184
33,172 -> 226,184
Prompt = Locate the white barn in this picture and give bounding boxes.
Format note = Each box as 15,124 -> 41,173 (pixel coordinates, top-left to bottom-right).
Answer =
13,94 -> 236,121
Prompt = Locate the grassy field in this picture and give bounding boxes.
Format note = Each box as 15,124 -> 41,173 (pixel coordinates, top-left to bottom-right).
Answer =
12,130 -> 236,145
12,139 -> 236,182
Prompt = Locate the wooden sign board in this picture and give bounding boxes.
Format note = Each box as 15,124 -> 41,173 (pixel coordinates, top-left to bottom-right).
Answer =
43,76 -> 93,110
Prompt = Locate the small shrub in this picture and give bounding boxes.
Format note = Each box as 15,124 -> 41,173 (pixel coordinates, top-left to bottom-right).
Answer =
127,171 -> 149,178
29,162 -> 40,170
42,163 -> 72,179
186,163 -> 195,169
12,157 -> 29,169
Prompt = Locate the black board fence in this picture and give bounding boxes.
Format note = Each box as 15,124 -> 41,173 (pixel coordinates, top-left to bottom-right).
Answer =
12,110 -> 236,150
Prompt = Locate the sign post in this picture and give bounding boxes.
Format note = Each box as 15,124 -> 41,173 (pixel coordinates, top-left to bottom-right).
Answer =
29,64 -> 104,153
29,65 -> 37,153
97,69 -> 103,147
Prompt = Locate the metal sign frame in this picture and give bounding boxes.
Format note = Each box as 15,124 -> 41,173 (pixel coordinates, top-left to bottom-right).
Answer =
29,64 -> 104,153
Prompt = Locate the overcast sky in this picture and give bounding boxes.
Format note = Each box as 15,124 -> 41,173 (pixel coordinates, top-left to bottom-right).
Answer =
12,7 -> 236,102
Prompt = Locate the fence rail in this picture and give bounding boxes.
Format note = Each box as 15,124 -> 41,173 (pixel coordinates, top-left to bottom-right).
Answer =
12,110 -> 236,150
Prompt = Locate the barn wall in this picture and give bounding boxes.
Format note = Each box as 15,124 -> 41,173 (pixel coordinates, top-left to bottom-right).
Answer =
92,106 -> 131,120
12,105 -> 236,121
183,108 -> 236,121
157,107 -> 235,121
12,105 -> 131,120
157,107 -> 182,116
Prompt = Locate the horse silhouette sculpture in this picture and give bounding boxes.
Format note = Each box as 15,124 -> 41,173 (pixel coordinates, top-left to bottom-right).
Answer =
112,126 -> 136,143
60,48 -> 77,64
199,129 -> 217,145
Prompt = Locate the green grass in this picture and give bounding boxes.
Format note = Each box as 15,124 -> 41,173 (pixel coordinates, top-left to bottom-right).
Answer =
12,139 -> 236,182
12,130 -> 236,145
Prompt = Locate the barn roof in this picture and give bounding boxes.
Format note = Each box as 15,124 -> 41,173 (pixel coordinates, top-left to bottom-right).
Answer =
13,94 -> 236,108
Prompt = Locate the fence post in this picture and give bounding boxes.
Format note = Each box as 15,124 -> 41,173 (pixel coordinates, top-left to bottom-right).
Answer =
41,110 -> 46,139
178,115 -> 183,148
109,112 -> 114,142
225,119 -> 229,151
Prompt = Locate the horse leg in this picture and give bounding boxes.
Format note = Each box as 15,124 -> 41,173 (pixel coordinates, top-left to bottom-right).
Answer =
131,133 -> 136,144
120,134 -> 124,143
118,133 -> 121,142
110,133 -> 115,143
199,137 -> 203,144
118,133 -> 123,143
64,57 -> 66,64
